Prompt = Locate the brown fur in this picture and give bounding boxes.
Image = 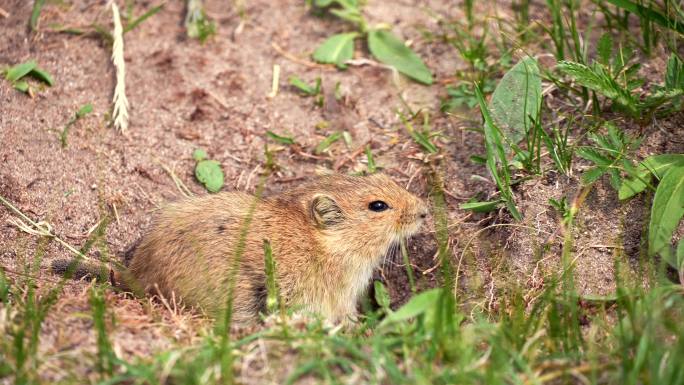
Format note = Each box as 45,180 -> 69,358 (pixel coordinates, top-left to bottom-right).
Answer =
127,173 -> 428,323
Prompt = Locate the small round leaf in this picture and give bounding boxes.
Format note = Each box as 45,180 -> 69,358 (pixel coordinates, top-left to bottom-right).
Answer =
195,159 -> 224,193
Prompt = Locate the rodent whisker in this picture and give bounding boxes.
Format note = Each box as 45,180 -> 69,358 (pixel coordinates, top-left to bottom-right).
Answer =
384,241 -> 401,273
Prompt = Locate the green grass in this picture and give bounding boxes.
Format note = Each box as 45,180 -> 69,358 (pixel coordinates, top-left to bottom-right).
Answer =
2,195 -> 683,384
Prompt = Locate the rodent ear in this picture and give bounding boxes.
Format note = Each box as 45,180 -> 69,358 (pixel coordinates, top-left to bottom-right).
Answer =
310,195 -> 344,228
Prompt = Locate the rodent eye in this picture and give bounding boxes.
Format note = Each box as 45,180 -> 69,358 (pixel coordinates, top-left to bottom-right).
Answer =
368,200 -> 389,212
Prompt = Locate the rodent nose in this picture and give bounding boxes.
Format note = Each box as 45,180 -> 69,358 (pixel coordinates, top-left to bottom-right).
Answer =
419,210 -> 428,219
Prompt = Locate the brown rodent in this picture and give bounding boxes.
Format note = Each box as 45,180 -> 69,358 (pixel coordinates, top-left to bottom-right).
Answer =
58,173 -> 428,323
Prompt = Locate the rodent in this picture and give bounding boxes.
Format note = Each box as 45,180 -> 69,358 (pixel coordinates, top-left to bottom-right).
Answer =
56,173 -> 428,323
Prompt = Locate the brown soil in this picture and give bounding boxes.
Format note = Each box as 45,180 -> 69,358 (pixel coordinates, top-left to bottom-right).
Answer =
1,0 -> 683,382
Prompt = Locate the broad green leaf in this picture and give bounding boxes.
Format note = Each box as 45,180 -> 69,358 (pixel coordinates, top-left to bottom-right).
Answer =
314,0 -> 335,6
192,148 -> 208,161
312,33 -> 357,69
459,200 -> 501,213
379,288 -> 441,327
489,56 -> 541,146
648,164 -> 684,266
6,61 -> 37,82
367,29 -> 433,85
619,154 -> 684,200
195,159 -> 224,193
266,131 -> 296,145
314,132 -> 342,154
30,67 -> 53,86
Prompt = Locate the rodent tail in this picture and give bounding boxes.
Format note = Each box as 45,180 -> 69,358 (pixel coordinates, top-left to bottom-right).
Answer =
51,258 -> 140,295
51,258 -> 111,282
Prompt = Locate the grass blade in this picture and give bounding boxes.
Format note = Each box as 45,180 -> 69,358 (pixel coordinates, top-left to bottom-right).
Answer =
29,0 -> 46,31
475,84 -> 522,220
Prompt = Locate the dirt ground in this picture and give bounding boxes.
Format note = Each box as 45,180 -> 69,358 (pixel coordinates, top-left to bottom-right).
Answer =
1,0 -> 683,380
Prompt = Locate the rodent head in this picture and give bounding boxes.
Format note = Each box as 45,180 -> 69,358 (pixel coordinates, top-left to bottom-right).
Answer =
300,173 -> 428,260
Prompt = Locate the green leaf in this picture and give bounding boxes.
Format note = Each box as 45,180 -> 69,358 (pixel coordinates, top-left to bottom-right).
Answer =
581,166 -> 607,185
30,0 -> 46,31
489,56 -> 541,146
193,149 -> 208,161
288,76 -> 321,96
329,7 -> 364,25
619,169 -> 651,200
29,67 -> 53,86
596,33 -> 613,66
379,288 -> 441,327
665,54 -> 684,90
365,145 -> 376,173
373,281 -> 390,311
648,164 -> 684,266
313,0 -> 335,6
470,155 -> 486,164
13,81 -> 29,93
263,240 -> 279,314
266,131 -> 296,145
557,60 -> 637,115
367,29 -> 433,85
195,160 -> 224,193
619,154 -> 684,200
410,131 -> 438,154
677,238 -> 684,272
312,33 -> 358,69
604,0 -> 684,35
76,104 -> 93,118
576,148 -> 612,167
5,60 -> 37,82
314,132 -> 342,154
460,200 -> 501,213
475,84 -> 521,220
124,3 -> 164,33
